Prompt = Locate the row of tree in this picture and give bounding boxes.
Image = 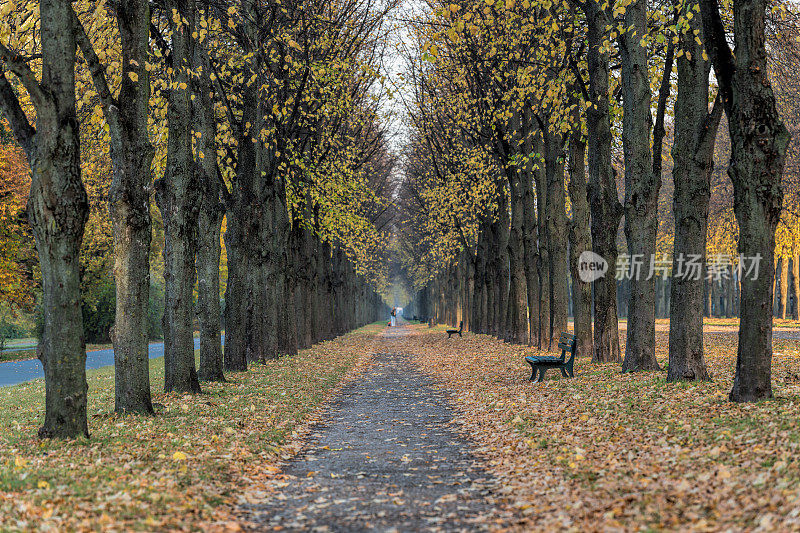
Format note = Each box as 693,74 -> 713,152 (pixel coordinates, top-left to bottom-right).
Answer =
398,0 -> 797,402
0,0 -> 395,438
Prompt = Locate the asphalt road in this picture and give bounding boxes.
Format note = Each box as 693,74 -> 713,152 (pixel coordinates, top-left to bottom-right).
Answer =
0,338 -> 201,389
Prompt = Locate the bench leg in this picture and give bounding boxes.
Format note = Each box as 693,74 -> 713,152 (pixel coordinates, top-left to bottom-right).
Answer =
537,367 -> 546,382
560,366 -> 569,378
529,364 -> 537,382
567,361 -> 574,378
458,331 -> 462,337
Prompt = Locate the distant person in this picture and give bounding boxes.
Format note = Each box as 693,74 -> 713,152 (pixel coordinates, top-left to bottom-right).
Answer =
390,307 -> 397,327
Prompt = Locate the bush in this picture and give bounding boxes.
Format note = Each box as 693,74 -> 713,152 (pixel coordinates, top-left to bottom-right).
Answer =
81,278 -> 116,344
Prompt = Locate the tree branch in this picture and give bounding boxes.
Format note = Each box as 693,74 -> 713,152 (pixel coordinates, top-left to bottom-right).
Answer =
699,0 -> 735,114
0,41 -> 47,109
0,69 -> 35,155
73,9 -> 116,112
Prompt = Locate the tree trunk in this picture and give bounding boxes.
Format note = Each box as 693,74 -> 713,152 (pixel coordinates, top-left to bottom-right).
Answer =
223,220 -> 248,371
668,4 -> 719,381
73,0 -> 155,413
701,0 -> 791,401
274,192 -> 298,356
1,0 -> 92,437
507,164 -> 529,344
773,262 -> 780,316
726,271 -> 735,317
620,0 -> 661,372
472,226 -> 487,333
196,204 -> 224,380
546,130 -> 569,345
793,254 -> 800,320
496,183 -> 511,340
521,109 -> 540,346
485,223 -> 497,334
584,0 -> 623,363
780,254 -> 789,319
106,0 -> 156,411
567,103 -> 594,359
533,133 -> 551,349
155,0 -> 201,394
194,40 -> 225,382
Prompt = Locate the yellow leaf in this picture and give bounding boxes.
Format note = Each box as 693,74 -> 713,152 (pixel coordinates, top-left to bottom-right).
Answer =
128,71 -> 139,82
37,480 -> 50,489
172,451 -> 188,461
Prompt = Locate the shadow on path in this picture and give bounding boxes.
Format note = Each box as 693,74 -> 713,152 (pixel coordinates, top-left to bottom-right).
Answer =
248,329 -> 504,532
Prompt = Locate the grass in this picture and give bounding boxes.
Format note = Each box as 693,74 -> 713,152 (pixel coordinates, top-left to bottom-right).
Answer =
0,322 -> 383,531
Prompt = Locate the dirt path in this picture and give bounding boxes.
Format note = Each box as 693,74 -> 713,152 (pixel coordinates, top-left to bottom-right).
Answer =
247,328 -> 506,532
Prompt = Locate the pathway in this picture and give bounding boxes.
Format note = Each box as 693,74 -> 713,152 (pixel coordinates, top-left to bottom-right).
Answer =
248,327 -> 504,532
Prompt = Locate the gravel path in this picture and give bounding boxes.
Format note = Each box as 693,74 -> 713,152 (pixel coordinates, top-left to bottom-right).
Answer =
248,335 -> 504,532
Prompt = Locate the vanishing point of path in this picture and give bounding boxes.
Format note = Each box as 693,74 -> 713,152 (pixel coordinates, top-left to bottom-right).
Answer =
248,326 -> 508,532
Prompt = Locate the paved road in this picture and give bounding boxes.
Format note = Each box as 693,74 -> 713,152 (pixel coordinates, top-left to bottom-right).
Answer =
0,338 -> 201,389
248,332 -> 504,531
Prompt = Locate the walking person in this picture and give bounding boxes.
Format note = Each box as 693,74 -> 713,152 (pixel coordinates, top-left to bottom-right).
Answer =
390,307 -> 397,327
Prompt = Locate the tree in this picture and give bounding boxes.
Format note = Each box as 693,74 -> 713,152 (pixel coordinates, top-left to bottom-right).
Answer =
575,0 -> 623,363
74,0 -> 156,413
700,0 -> 792,401
193,21 -> 225,383
619,0 -> 662,372
668,0 -> 721,382
0,0 -> 91,437
154,0 -> 202,394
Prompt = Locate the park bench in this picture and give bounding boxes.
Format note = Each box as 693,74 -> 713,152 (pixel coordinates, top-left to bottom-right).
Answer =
446,321 -> 463,338
525,332 -> 576,382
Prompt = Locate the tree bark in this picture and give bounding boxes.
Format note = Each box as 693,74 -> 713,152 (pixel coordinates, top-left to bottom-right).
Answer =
72,0 -> 156,411
668,3 -> 719,381
521,109 -> 540,346
533,132 -> 551,349
155,0 -> 201,394
619,0 -> 661,372
567,103 -> 594,359
585,0 -> 623,363
0,0 -> 91,437
701,0 -> 791,401
780,254 -> 789,319
507,160 -> 529,344
194,39 -> 225,382
546,129 -> 569,346
793,254 -> 800,320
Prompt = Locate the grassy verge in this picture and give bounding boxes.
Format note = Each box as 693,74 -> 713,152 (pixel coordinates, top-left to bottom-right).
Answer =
0,350 -> 35,363
404,324 -> 800,531
0,322 -> 383,531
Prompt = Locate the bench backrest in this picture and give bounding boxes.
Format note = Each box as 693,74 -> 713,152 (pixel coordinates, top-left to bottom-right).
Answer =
557,332 -> 577,364
458,320 -> 463,332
